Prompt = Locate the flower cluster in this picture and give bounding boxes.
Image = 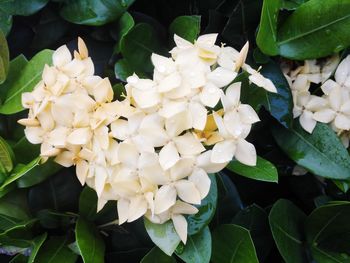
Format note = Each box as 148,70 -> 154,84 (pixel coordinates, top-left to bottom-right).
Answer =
19,35 -> 276,243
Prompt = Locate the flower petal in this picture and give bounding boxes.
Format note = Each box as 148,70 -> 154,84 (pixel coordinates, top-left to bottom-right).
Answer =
172,214 -> 188,244
299,111 -> 317,133
188,168 -> 211,199
159,141 -> 180,170
175,180 -> 201,205
235,138 -> 257,166
154,185 -> 177,214
211,140 -> 236,163
173,132 -> 205,156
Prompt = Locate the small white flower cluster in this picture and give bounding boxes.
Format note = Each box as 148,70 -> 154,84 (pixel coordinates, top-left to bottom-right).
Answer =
19,35 -> 276,243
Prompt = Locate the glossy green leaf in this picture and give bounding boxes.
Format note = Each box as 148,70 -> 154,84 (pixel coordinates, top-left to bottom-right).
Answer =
0,55 -> 28,103
12,136 -> 39,164
0,29 -> 9,84
176,226 -> 211,263
17,159 -> 61,188
169,16 -> 201,43
76,217 -> 105,263
187,174 -> 217,235
0,189 -> 30,220
0,0 -> 49,16
232,204 -> 273,261
227,156 -> 278,183
212,224 -> 259,263
114,59 -> 134,82
0,135 -> 14,173
0,49 -> 53,114
141,247 -> 176,263
281,0 -> 308,10
256,0 -> 280,56
278,0 -> 350,59
0,10 -> 12,35
34,236 -> 78,263
60,0 -> 135,26
28,233 -> 47,263
272,122 -> 350,180
79,186 -> 97,221
120,23 -> 166,74
306,202 -> 350,261
269,199 -> 308,263
112,12 -> 134,54
0,157 -> 40,190
144,218 -> 180,256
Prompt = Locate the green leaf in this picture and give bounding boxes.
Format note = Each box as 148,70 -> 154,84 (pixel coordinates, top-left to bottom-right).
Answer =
0,10 -> 12,35
34,236 -> 78,263
141,247 -> 176,263
0,189 -> 30,220
120,23 -> 166,74
12,136 -> 39,164
176,226 -> 211,263
232,204 -> 273,261
272,121 -> 350,180
76,217 -> 105,263
0,29 -> 9,84
0,157 -> 41,190
144,218 -> 180,256
0,55 -> 28,103
212,224 -> 259,263
79,186 -> 97,221
281,0 -> 308,10
16,158 -> 61,188
0,135 -> 14,173
0,49 -> 53,114
112,12 -> 134,54
187,174 -> 217,235
114,59 -> 134,82
0,0 -> 49,16
306,202 -> 350,261
277,0 -> 350,59
60,0 -> 135,26
269,199 -> 308,263
227,156 -> 278,183
28,233 -> 47,263
256,0 -> 280,56
169,16 -> 201,43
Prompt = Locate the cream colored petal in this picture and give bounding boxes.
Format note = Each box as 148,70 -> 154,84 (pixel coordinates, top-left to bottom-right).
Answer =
334,114 -> 350,130
76,159 -> 89,185
40,142 -> 61,157
321,80 -> 339,95
235,138 -> 257,166
313,109 -> 336,123
172,200 -> 198,214
235,41 -> 249,71
238,104 -> 260,124
172,214 -> 188,244
329,86 -> 342,111
207,67 -> 236,88
54,151 -> 74,167
62,59 -> 85,77
51,101 -> 73,127
211,140 -> 236,163
159,141 -> 180,170
335,56 -> 350,85
42,65 -> 57,87
158,72 -> 181,92
94,126 -> 109,150
78,37 -> 89,59
213,112 -> 230,138
67,127 -> 92,145
17,118 -> 39,127
158,100 -> 187,119
196,33 -> 218,47
292,75 -> 309,91
97,198 -> 107,213
170,157 -> 195,181
223,82 -> 241,111
299,111 -> 317,133
189,102 -> 207,130
175,180 -> 201,204
305,96 -> 328,111
93,78 -> 114,103
53,45 -> 72,68
47,127 -> 69,147
199,83 -> 221,108
37,108 -> 55,131
128,195 -> 148,222
249,73 -> 277,93
21,92 -> 35,108
154,185 -> 177,214
118,142 -> 139,168
132,86 -> 160,109
341,101 -> 350,115
165,110 -> 192,137
151,53 -> 176,74
188,168 -> 211,199
105,140 -> 119,165
94,166 -> 108,197
117,198 -> 130,224
173,132 -> 205,156
111,119 -> 130,140
196,150 -> 228,173
174,34 -> 193,49
223,111 -> 247,138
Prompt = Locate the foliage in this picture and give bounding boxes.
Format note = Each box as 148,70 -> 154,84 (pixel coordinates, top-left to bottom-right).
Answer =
0,0 -> 349,262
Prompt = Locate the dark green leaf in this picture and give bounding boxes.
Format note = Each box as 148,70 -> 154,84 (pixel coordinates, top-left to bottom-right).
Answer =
169,16 -> 201,43
306,202 -> 350,261
227,156 -> 278,183
187,174 -> 217,235
114,59 -> 134,82
12,136 -> 39,164
0,135 -> 14,173
0,0 -> 49,16
79,186 -> 97,221
212,224 -> 259,263
76,217 -> 105,263
144,218 -> 180,256
176,226 -> 211,263
256,0 -> 280,56
278,0 -> 350,59
281,0 -> 308,10
60,0 -> 135,26
0,49 -> 53,114
28,233 -> 47,263
0,11 -> 12,35
269,199 -> 308,263
141,247 -> 176,263
34,236 -> 77,263
120,23 -> 165,74
232,204 -> 273,261
0,29 -> 9,84
0,189 -> 30,220
272,122 -> 350,179
111,11 -> 134,54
